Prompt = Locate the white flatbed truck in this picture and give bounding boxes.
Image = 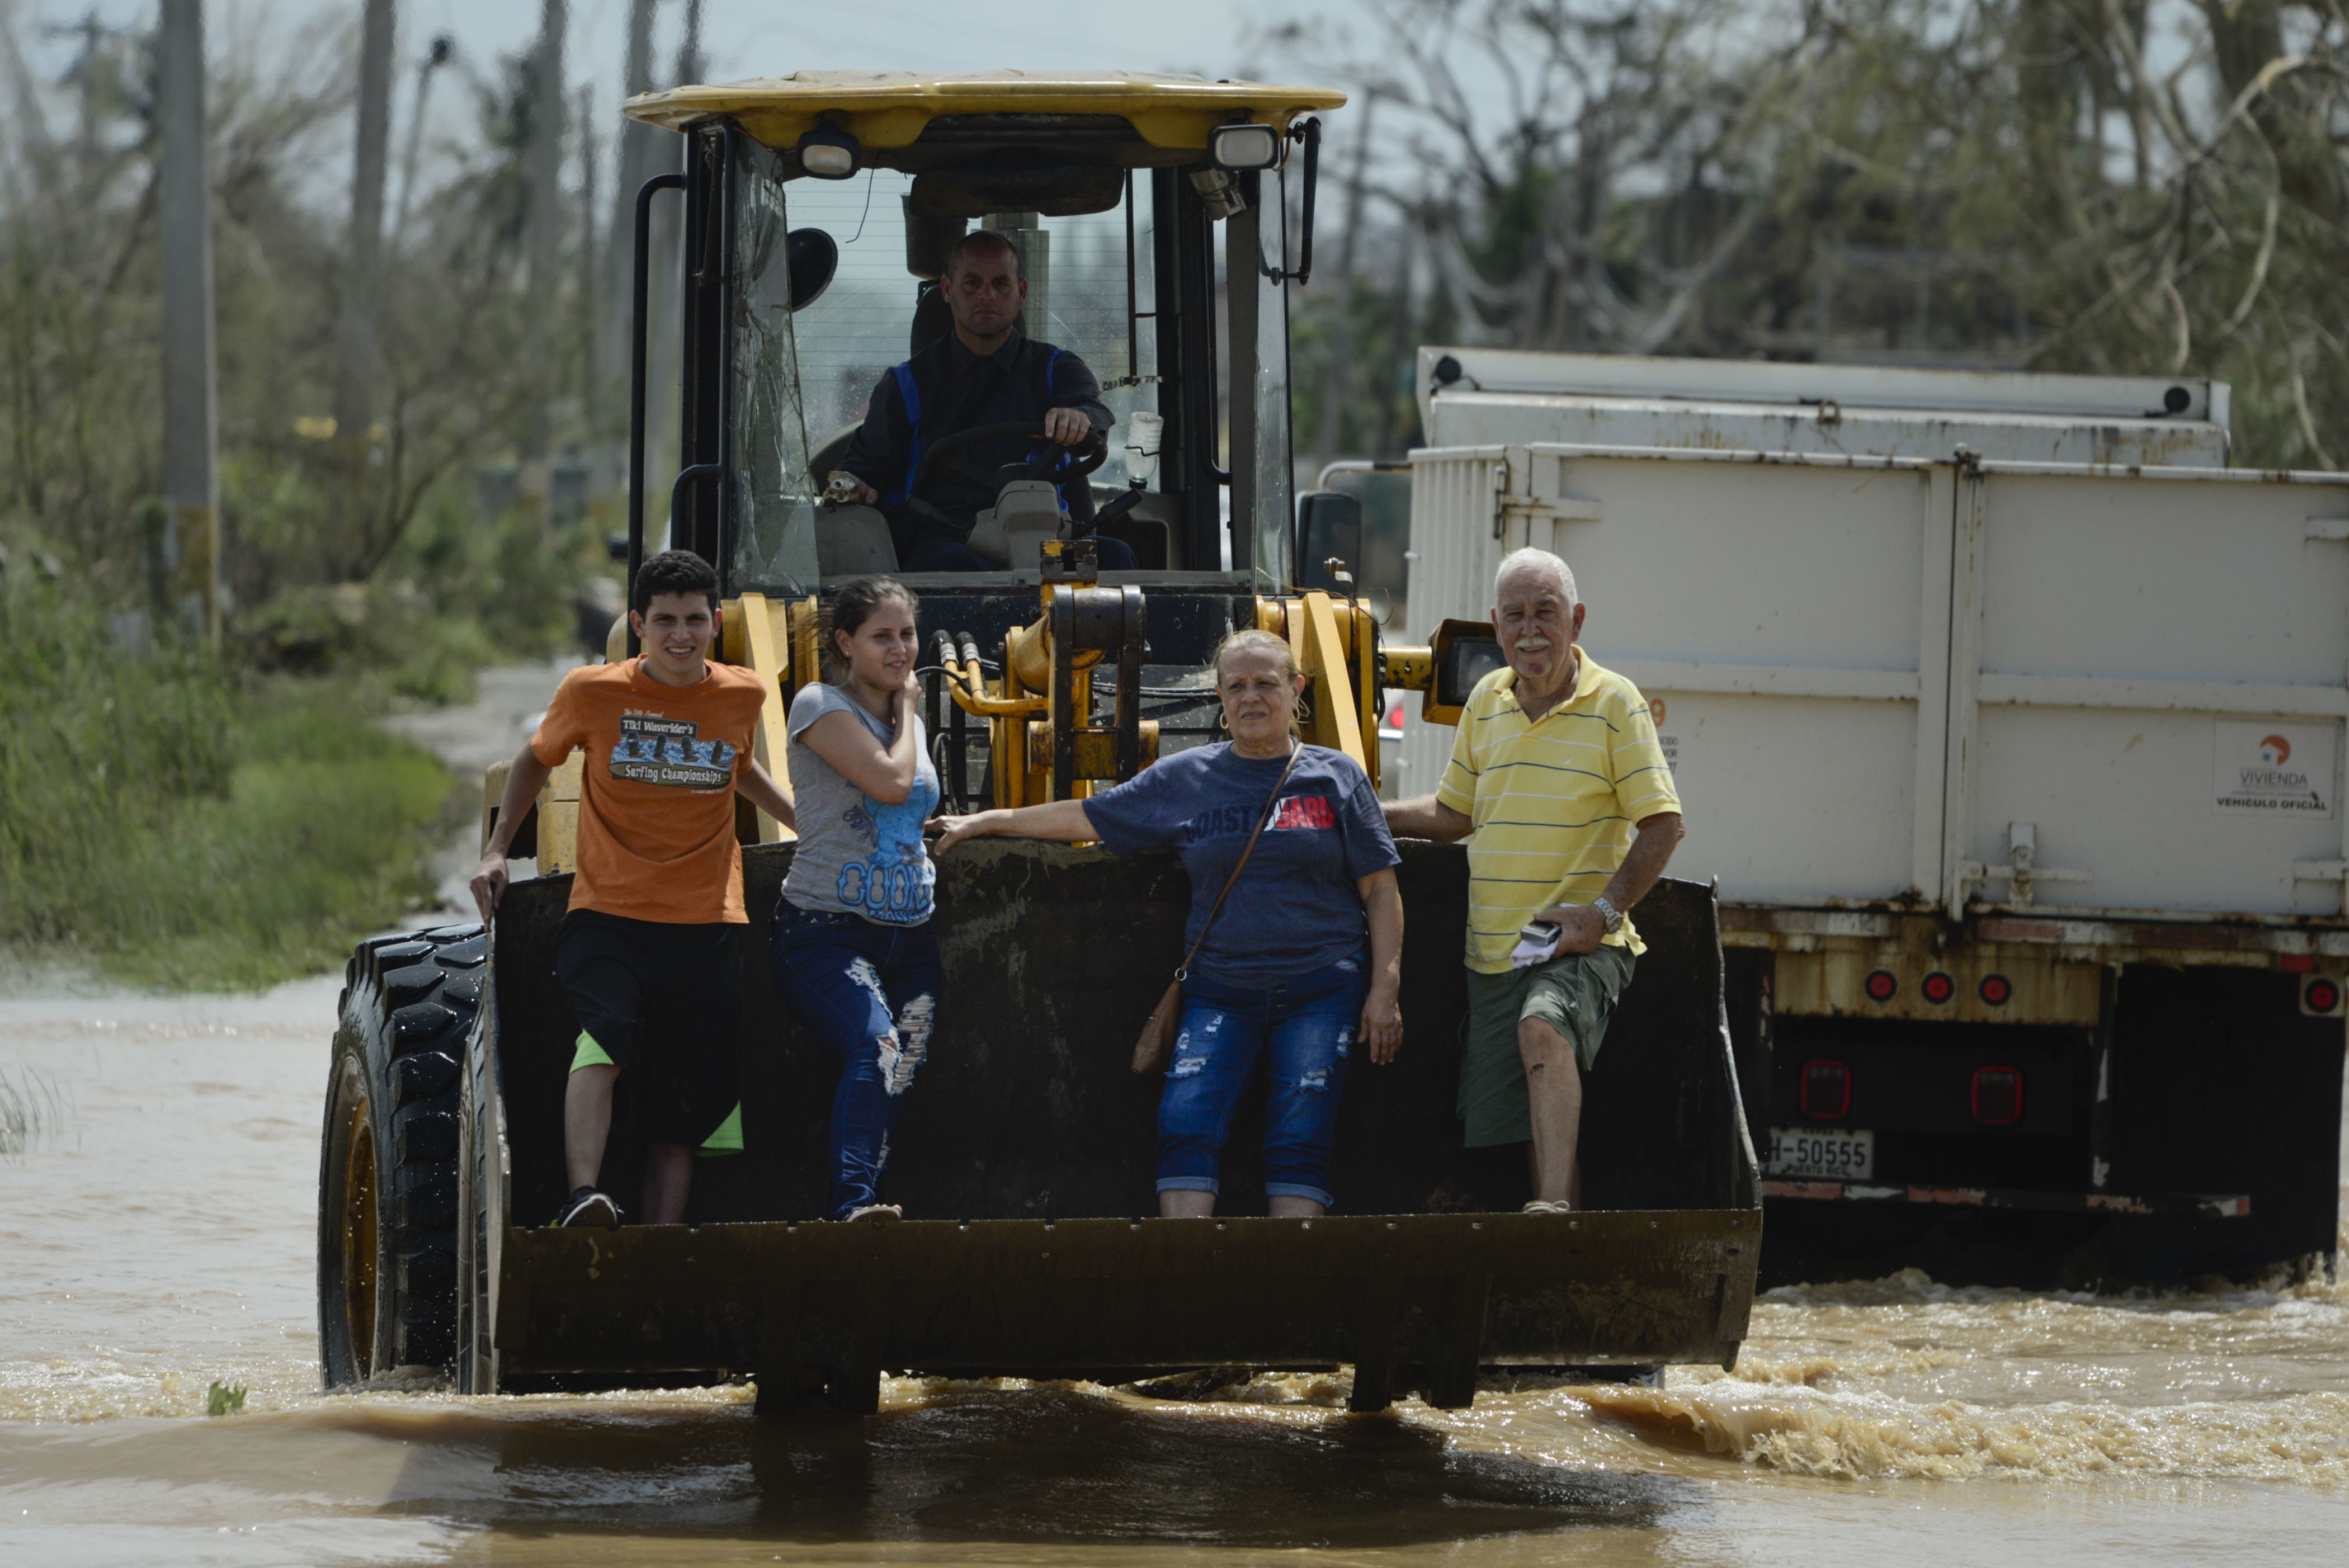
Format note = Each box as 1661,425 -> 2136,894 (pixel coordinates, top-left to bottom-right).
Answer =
1389,349 -> 2347,1286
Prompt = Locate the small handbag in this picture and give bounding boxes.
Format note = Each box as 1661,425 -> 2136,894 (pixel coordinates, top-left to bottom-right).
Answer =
1130,743 -> 1304,1074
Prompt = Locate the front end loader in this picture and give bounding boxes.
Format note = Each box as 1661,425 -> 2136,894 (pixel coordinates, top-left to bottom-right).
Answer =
318,72 -> 1759,1412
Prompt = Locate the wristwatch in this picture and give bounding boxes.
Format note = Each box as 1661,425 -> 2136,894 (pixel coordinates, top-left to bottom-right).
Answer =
1591,895 -> 1625,936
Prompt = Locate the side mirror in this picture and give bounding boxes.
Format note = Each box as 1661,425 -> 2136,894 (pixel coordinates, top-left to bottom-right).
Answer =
787,228 -> 838,311
1293,490 -> 1361,593
1422,618 -> 1505,724
1437,630 -> 1506,708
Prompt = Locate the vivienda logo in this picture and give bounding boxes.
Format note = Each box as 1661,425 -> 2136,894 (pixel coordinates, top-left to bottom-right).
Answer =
2215,721 -> 2333,816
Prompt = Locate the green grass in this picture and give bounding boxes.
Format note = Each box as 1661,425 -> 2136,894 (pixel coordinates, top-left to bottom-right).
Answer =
86,695 -> 455,989
1,580 -> 455,990
0,1067 -> 64,1156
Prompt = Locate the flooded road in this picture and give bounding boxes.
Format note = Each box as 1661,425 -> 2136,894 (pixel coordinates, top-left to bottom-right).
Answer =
3,976 -> 2344,1567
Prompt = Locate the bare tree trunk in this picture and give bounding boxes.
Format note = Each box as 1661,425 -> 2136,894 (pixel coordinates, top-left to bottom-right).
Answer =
1544,106 -> 1594,349
335,0 -> 394,564
592,0 -> 661,511
643,0 -> 701,546
1373,201 -> 1419,460
2115,0 -> 2152,189
157,0 -> 218,646
2200,0 -> 2341,222
576,82 -> 597,446
1313,91 -> 1375,471
392,33 -> 452,249
516,0 -> 568,518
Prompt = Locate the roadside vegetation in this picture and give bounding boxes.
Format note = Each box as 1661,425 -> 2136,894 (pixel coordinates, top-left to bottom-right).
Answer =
0,570 -> 456,989
1279,2 -> 2349,473
0,1066 -> 65,1157
0,14 -> 608,989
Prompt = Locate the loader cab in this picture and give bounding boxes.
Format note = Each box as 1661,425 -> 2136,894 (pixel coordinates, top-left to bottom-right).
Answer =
626,73 -> 1338,597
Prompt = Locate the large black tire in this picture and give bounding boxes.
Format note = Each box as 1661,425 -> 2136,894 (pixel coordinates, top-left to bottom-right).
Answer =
452,946 -> 504,1396
318,923 -> 487,1386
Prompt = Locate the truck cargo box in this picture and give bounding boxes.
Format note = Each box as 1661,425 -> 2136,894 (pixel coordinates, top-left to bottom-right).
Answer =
1401,445 -> 2349,927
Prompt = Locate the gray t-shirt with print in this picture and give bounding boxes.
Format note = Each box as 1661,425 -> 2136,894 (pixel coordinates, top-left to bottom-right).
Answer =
780,682 -> 940,925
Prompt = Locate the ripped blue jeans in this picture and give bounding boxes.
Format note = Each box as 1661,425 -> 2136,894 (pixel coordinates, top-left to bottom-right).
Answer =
769,901 -> 941,1220
1158,951 -> 1366,1208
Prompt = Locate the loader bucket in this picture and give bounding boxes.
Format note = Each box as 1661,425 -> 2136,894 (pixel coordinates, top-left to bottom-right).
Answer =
471,842 -> 1759,1408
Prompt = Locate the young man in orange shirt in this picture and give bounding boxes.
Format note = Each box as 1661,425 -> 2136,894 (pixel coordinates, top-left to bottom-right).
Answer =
471,550 -> 795,1227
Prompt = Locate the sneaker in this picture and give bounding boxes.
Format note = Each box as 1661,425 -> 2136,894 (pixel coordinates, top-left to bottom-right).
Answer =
1521,1199 -> 1573,1216
842,1203 -> 903,1224
554,1187 -> 621,1228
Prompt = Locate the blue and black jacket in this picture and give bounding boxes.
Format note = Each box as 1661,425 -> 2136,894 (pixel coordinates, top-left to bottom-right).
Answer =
839,329 -> 1113,545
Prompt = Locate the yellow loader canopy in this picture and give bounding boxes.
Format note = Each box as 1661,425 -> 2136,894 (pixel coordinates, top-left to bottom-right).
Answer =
622,69 -> 1345,166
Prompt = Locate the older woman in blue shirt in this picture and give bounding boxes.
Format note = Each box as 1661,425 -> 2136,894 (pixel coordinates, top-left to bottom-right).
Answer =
931,630 -> 1404,1217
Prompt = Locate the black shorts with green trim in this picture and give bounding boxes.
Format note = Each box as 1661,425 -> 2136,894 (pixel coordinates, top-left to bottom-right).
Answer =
553,909 -> 743,1149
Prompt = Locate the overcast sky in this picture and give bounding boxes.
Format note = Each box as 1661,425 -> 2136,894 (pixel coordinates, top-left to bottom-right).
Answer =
41,1 -> 1353,106
382,0 -> 1329,87
23,1 -> 1370,205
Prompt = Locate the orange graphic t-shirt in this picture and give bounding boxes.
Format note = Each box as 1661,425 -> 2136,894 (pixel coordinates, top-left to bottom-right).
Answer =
529,658 -> 767,924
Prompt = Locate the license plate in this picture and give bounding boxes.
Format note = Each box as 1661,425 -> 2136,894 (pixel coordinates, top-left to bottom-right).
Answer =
1766,1126 -> 1875,1180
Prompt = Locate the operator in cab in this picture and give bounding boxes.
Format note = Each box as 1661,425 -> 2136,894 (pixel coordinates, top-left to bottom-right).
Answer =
829,229 -> 1136,572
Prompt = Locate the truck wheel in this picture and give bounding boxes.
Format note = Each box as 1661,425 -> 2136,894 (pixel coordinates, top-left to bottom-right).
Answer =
317,923 -> 487,1387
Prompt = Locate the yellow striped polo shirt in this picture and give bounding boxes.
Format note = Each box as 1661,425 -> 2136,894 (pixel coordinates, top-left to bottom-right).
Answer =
1435,648 -> 1681,973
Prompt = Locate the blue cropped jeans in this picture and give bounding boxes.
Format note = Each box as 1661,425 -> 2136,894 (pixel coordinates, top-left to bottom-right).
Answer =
768,901 -> 941,1220
1157,951 -> 1366,1208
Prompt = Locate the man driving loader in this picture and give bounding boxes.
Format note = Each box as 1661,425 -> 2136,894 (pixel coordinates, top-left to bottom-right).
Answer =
827,229 -> 1137,572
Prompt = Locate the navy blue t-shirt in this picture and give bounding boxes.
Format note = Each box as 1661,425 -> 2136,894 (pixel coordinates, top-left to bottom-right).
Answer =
1082,742 -> 1400,989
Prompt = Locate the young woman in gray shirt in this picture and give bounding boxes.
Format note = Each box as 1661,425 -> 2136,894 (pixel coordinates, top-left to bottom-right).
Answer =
770,575 -> 941,1221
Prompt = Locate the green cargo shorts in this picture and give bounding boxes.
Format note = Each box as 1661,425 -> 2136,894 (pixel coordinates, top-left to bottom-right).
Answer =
1457,942 -> 1637,1147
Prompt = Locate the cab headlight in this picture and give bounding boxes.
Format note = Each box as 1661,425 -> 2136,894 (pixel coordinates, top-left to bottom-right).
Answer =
796,121 -> 861,180
1207,122 -> 1280,171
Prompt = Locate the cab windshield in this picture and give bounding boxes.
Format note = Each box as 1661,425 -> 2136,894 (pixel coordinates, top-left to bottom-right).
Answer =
722,132 -> 1294,592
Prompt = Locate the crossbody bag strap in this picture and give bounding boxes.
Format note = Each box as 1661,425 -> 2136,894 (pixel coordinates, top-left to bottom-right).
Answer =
1174,743 -> 1303,982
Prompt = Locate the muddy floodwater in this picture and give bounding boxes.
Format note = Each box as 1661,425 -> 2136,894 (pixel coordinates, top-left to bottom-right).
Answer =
3,976 -> 2346,1567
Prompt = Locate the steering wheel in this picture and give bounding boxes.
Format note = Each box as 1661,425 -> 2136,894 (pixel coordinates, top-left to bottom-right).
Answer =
908,421 -> 1107,499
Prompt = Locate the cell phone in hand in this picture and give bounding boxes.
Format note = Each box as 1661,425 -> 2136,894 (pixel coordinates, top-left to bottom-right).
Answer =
1518,919 -> 1562,947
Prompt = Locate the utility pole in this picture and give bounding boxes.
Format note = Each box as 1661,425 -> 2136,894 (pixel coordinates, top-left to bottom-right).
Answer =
335,0 -> 395,560
157,0 -> 218,646
392,32 -> 453,249
1313,90 -> 1376,472
516,0 -> 568,520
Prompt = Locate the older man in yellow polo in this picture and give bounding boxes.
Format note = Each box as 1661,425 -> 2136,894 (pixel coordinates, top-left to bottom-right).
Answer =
1385,547 -> 1685,1211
